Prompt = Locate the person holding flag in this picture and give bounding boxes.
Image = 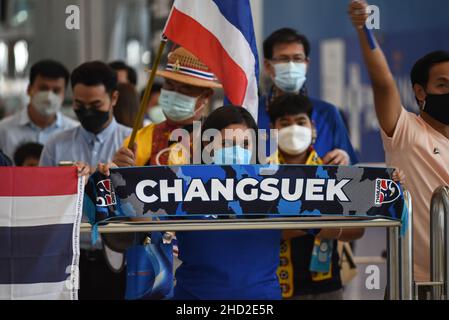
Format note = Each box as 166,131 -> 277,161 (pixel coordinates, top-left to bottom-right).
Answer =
112,47 -> 219,167
162,0 -> 260,119
114,0 -> 260,167
104,47 -> 283,300
100,0 -> 282,300
103,47 -> 220,300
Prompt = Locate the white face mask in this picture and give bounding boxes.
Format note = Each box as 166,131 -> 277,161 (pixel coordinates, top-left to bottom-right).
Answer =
31,91 -> 63,117
278,125 -> 312,156
272,62 -> 307,93
159,88 -> 198,122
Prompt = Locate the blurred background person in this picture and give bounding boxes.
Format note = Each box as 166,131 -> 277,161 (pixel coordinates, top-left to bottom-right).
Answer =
142,82 -> 166,126
109,61 -> 138,87
0,97 -> 6,120
0,60 -> 78,161
114,82 -> 139,128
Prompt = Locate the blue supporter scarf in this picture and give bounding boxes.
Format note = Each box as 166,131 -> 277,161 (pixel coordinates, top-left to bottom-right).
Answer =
85,164 -> 405,221
84,164 -> 407,300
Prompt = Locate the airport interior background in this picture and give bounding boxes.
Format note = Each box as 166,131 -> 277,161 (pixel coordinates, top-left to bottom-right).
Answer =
1,0 -> 449,299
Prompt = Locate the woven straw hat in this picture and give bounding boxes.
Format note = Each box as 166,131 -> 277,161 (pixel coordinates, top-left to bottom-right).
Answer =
148,47 -> 222,89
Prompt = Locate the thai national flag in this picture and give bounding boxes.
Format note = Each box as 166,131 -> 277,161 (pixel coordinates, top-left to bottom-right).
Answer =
0,167 -> 84,300
164,0 -> 260,120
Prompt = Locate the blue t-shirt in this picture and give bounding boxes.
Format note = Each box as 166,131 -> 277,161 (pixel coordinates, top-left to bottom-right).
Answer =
174,229 -> 282,300
258,94 -> 359,164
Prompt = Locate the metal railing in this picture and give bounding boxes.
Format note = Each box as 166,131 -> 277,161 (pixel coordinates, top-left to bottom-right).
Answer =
401,189 -> 414,300
430,186 -> 449,300
384,190 -> 413,300
79,190 -> 414,300
80,217 -> 401,233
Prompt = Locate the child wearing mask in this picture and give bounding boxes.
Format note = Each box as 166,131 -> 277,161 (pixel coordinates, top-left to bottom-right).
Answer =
172,106 -> 282,300
268,94 -> 403,300
99,105 -> 282,300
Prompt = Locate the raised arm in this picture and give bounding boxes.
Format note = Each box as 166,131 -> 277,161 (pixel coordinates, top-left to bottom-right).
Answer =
348,0 -> 403,137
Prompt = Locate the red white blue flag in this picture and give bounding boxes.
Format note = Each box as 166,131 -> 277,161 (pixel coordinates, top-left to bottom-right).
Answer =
0,167 -> 83,300
164,0 -> 260,120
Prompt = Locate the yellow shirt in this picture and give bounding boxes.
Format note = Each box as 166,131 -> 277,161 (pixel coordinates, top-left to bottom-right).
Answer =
269,149 -> 323,166
122,124 -> 189,166
123,124 -> 155,166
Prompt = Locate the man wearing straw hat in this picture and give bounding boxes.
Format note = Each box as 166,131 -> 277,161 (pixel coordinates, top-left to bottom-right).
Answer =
112,47 -> 221,167
97,47 -> 222,300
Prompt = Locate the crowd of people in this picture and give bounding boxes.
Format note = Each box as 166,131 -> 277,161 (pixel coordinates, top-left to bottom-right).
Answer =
0,1 -> 448,300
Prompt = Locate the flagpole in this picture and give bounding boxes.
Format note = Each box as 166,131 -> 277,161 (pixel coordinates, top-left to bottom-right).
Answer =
127,37 -> 167,149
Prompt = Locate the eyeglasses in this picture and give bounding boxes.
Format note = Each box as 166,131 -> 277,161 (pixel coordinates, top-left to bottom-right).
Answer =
270,55 -> 308,64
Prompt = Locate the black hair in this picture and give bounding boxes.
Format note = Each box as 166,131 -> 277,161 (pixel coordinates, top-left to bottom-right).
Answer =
411,51 -> 449,88
202,105 -> 258,135
13,143 -> 44,166
109,61 -> 138,86
71,61 -> 118,94
202,105 -> 259,164
268,94 -> 313,124
263,28 -> 311,60
29,60 -> 70,88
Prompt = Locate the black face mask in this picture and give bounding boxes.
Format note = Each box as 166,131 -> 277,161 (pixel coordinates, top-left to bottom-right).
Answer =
424,93 -> 449,125
75,106 -> 111,134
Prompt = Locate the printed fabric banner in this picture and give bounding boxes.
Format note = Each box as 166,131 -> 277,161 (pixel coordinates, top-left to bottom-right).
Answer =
85,164 -> 405,224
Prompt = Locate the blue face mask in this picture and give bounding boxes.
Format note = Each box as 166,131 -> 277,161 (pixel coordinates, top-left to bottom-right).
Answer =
273,62 -> 307,93
213,146 -> 253,165
159,88 -> 198,121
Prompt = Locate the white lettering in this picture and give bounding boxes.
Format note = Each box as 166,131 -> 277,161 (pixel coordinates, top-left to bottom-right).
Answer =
236,178 -> 259,201
136,180 -> 158,203
211,179 -> 234,201
160,179 -> 183,202
281,178 -> 304,201
365,265 -> 380,290
65,5 -> 80,30
260,178 -> 280,201
184,179 -> 210,202
365,5 -> 380,30
306,179 -> 325,201
326,179 -> 351,201
134,178 -> 352,204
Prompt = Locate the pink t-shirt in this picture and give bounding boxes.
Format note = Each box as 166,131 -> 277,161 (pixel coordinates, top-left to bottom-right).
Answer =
381,108 -> 449,282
